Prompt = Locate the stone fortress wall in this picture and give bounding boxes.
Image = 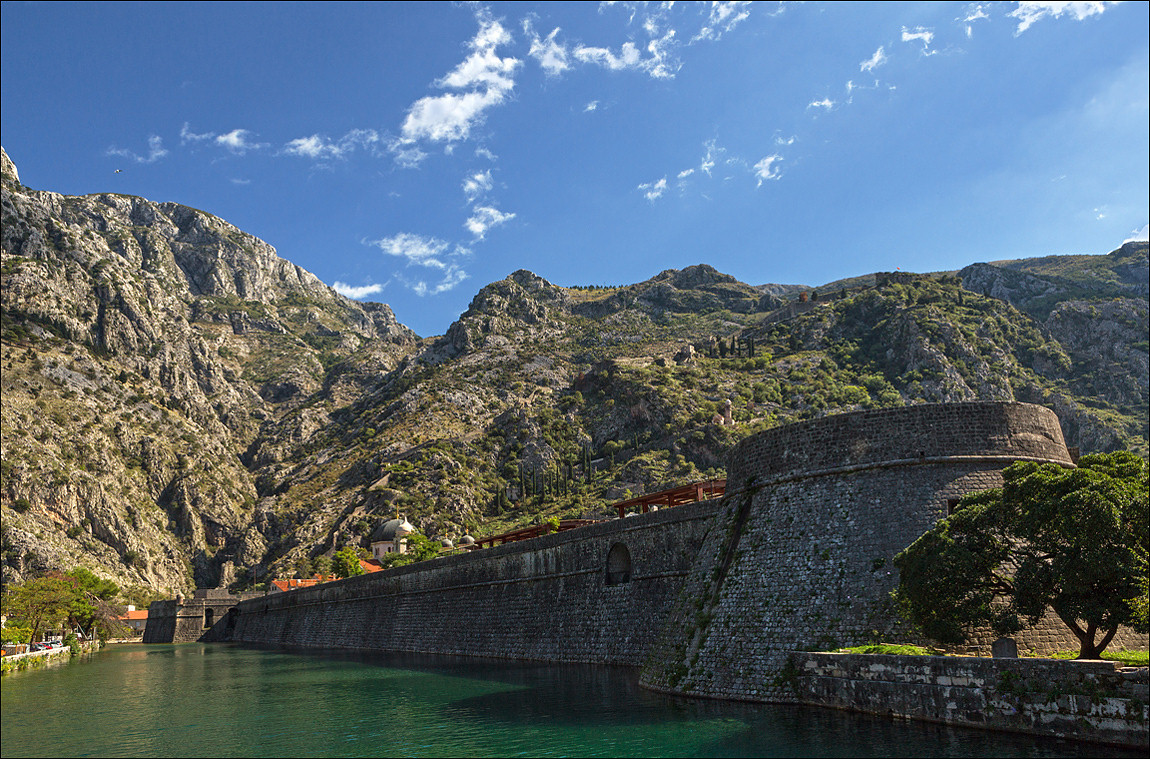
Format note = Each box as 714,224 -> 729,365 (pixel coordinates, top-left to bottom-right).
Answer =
229,498 -> 720,666
144,589 -> 262,643
637,401 -> 1140,702
157,402 -> 1145,708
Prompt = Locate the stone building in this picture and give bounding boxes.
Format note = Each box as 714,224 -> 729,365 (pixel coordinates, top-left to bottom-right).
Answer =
369,517 -> 415,559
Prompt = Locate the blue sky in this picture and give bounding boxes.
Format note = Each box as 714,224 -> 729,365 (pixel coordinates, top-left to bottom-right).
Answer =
3,2 -> 1147,337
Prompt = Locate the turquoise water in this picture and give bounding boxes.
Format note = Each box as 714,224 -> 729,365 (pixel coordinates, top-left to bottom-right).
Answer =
0,644 -> 1138,758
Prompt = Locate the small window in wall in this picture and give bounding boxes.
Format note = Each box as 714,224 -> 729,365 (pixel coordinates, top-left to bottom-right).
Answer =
606,542 -> 632,586
204,608 -> 214,629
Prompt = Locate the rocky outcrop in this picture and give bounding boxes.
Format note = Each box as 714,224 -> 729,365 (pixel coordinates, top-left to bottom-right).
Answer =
2,146 -> 1145,595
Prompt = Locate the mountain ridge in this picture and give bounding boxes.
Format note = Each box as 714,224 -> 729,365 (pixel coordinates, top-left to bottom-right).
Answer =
2,147 -> 1145,596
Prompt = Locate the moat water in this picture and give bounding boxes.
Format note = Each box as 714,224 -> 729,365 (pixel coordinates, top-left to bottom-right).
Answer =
0,644 -> 1139,758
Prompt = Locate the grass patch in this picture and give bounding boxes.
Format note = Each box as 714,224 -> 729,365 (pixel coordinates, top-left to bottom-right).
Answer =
830,643 -> 944,656
1037,649 -> 1149,667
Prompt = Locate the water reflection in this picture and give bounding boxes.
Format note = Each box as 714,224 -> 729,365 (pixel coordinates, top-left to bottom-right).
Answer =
1,644 -> 1140,758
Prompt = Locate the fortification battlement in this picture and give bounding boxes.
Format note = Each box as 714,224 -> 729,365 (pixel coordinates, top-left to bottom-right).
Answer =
726,401 -> 1072,487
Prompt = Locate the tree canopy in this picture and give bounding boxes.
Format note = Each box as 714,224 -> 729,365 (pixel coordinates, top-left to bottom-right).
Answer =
331,547 -> 366,579
893,451 -> 1148,658
1,568 -> 126,642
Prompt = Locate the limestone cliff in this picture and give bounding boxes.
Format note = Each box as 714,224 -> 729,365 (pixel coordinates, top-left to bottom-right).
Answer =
2,146 -> 1145,595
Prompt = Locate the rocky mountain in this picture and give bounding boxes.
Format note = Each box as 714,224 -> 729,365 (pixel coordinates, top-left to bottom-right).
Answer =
2,147 -> 1146,596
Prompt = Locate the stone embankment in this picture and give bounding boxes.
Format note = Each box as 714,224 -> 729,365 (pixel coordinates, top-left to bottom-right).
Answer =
791,653 -> 1148,748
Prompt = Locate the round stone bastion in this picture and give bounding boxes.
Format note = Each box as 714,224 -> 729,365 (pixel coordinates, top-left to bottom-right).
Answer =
640,401 -> 1077,703
725,400 -> 1073,489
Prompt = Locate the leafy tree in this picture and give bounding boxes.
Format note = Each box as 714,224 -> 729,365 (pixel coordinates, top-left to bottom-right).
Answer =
331,547 -> 365,579
62,568 -> 125,641
894,452 -> 1148,658
2,575 -> 75,642
1,623 -> 32,646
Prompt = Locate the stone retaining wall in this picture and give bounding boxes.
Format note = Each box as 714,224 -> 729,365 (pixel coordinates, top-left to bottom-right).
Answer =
230,499 -> 720,665
639,402 -> 1091,701
791,653 -> 1149,747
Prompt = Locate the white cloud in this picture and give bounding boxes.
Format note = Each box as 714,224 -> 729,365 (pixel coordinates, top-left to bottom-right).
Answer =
462,170 -> 494,203
693,1 -> 753,42
388,139 -> 428,169
638,177 -> 668,201
775,135 -> 796,146
333,281 -> 385,299
699,140 -> 726,176
412,265 -> 469,296
179,123 -> 215,144
400,88 -> 509,144
677,168 -> 696,179
808,98 -> 835,110
283,135 -> 339,159
230,178 -> 251,186
397,14 -> 520,151
526,24 -> 571,76
282,129 -> 380,160
584,100 -> 600,112
369,232 -> 456,270
961,4 -> 991,37
753,155 -> 783,186
573,28 -> 680,80
860,46 -> 888,73
574,41 -> 644,71
1009,1 -> 1115,35
1124,223 -> 1149,243
106,135 -> 169,164
901,26 -> 936,54
465,205 -> 516,239
475,147 -> 498,161
216,129 -> 266,154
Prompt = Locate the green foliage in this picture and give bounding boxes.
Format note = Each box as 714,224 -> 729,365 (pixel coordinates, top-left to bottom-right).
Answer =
831,643 -> 942,656
1,623 -> 32,645
331,547 -> 365,578
894,451 -> 1149,658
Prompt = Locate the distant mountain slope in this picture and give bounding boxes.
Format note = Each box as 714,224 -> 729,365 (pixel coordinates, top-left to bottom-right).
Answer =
2,146 -> 1145,595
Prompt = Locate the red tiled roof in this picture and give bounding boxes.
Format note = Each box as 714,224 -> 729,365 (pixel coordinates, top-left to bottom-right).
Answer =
359,558 -> 384,573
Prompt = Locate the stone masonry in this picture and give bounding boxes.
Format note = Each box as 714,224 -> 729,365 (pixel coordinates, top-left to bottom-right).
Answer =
637,402 -> 1128,701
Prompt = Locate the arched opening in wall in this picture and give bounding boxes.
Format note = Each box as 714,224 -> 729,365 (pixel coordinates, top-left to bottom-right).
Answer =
203,608 -> 214,629
605,542 -> 632,586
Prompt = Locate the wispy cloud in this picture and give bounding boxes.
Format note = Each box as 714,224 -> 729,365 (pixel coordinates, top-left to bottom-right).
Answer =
462,170 -> 494,203
638,177 -> 668,201
465,205 -> 516,239
693,1 -> 753,42
392,11 -> 520,161
525,22 -> 571,76
179,123 -> 215,145
282,129 -> 380,160
370,232 -> 456,270
216,129 -> 267,154
367,232 -> 471,295
333,281 -> 385,299
808,98 -> 835,110
106,135 -> 168,164
860,46 -> 888,73
901,26 -> 936,54
230,178 -> 251,186
1009,1 -> 1116,35
584,100 -> 600,112
960,4 -> 991,37
753,155 -> 783,186
413,266 -> 469,296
